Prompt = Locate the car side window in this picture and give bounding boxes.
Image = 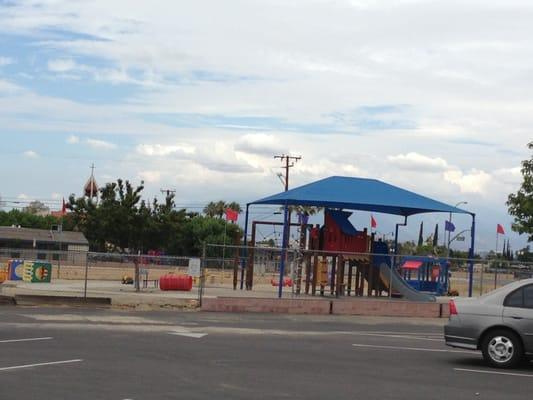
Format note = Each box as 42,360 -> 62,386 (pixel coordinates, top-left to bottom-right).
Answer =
504,288 -> 523,308
524,285 -> 533,309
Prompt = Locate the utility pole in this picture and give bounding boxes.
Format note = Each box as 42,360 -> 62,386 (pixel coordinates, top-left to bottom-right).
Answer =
274,154 -> 301,298
274,154 -> 301,247
160,189 -> 176,207
274,154 -> 301,192
160,189 -> 176,198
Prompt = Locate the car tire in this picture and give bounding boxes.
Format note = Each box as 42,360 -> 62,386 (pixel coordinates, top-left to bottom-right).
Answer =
481,329 -> 523,368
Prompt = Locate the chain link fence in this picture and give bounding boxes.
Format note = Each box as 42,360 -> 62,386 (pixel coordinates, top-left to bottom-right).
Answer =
1,245 -> 532,301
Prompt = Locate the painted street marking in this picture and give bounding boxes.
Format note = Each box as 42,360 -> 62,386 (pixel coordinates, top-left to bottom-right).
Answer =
351,332 -> 443,342
352,343 -> 474,354
0,359 -> 83,372
353,331 -> 443,337
168,331 -> 208,339
0,337 -> 53,344
454,368 -> 533,378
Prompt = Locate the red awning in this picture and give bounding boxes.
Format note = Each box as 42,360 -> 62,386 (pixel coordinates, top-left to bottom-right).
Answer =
401,260 -> 423,270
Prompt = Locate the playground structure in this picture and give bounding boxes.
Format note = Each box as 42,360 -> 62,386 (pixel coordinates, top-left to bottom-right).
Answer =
244,209 -> 437,301
242,176 -> 475,300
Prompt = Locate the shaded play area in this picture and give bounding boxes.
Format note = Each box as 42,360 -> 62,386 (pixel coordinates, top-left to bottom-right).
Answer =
242,176 -> 476,301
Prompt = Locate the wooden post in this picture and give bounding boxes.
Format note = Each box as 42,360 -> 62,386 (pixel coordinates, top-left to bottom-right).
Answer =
312,252 -> 318,296
304,253 -> 311,295
347,260 -> 353,296
330,256 -> 336,295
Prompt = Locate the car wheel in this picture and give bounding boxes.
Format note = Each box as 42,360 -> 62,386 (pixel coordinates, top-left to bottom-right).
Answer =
481,329 -> 523,368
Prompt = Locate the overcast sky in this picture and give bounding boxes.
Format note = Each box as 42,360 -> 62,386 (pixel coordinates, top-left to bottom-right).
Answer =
0,0 -> 531,252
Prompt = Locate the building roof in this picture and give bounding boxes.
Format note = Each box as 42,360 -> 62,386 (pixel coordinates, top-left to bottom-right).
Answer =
0,227 -> 89,245
250,176 -> 473,217
328,210 -> 358,236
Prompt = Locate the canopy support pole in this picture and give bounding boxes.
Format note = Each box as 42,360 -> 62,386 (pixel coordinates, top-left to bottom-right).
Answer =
240,203 -> 250,290
468,213 -> 476,297
394,216 -> 408,255
278,203 -> 289,298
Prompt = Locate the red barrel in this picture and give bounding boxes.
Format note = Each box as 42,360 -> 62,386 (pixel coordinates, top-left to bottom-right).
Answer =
159,274 -> 193,291
270,277 -> 293,287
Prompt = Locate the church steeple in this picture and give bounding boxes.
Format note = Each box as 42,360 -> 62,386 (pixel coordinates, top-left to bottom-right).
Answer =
84,163 -> 98,200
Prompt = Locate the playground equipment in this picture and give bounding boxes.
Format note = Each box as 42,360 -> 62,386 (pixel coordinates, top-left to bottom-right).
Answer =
159,274 -> 193,291
399,257 -> 449,296
7,259 -> 24,281
22,261 -> 52,283
244,207 -> 439,302
0,264 -> 7,283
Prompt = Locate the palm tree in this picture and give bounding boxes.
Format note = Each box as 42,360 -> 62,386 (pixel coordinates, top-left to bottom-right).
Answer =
203,201 -> 219,218
203,201 -> 242,218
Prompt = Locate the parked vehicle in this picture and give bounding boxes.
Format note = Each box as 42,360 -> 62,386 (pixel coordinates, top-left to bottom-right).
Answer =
444,278 -> 533,368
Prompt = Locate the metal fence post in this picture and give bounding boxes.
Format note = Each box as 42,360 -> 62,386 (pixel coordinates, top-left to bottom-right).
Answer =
198,243 -> 206,307
479,261 -> 484,296
389,254 -> 394,299
83,254 -> 89,300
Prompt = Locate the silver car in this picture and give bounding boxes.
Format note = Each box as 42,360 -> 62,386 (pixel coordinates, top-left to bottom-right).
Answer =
444,278 -> 533,368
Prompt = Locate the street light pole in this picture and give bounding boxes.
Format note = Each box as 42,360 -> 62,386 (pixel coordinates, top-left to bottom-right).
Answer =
447,201 -> 468,258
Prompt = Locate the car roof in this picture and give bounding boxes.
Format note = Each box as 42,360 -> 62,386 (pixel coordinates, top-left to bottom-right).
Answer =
480,278 -> 533,304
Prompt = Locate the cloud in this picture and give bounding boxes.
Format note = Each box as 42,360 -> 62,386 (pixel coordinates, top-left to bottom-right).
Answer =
67,135 -> 80,144
234,133 -> 284,156
85,138 -> 116,150
47,58 -> 77,72
443,168 -> 492,194
0,57 -> 13,66
23,150 -> 38,158
136,143 -> 195,157
138,170 -> 161,183
387,152 -> 449,172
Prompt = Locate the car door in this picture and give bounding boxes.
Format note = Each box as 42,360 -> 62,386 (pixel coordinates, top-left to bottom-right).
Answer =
502,284 -> 533,353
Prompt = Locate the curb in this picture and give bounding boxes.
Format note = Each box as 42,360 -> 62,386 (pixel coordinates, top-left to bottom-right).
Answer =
13,294 -> 112,307
0,295 -> 16,305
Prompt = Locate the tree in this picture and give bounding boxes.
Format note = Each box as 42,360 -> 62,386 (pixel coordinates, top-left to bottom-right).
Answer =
203,201 -> 242,218
417,222 -> 424,247
507,142 -> 533,241
432,224 -> 439,248
23,200 -> 50,215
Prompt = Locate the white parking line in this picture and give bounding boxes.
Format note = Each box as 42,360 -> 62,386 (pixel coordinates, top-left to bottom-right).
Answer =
454,368 -> 533,378
0,359 -> 83,372
352,343 -> 475,354
351,332 -> 443,342
0,337 -> 53,344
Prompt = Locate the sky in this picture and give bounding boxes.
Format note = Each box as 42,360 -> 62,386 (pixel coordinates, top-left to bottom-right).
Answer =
0,0 -> 531,252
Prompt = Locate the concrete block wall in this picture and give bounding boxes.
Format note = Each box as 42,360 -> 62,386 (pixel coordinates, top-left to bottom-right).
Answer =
202,297 -> 451,318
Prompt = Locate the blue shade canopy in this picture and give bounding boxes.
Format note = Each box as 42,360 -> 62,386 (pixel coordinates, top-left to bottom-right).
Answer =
250,176 -> 472,217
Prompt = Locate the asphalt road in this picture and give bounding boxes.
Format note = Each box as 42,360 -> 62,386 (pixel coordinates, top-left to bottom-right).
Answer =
0,306 -> 532,400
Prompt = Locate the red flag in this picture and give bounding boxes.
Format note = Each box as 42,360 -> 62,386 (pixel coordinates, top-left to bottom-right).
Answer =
496,224 -> 505,235
371,215 -> 377,229
61,198 -> 67,214
225,208 -> 238,223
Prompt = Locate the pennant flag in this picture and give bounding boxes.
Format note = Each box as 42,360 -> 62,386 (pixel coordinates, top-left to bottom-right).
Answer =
444,220 -> 455,232
496,224 -> 505,235
433,224 -> 439,247
370,215 -> 377,229
225,208 -> 238,223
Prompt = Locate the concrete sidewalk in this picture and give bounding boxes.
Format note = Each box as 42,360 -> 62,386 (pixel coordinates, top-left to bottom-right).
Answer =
0,279 -> 300,309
